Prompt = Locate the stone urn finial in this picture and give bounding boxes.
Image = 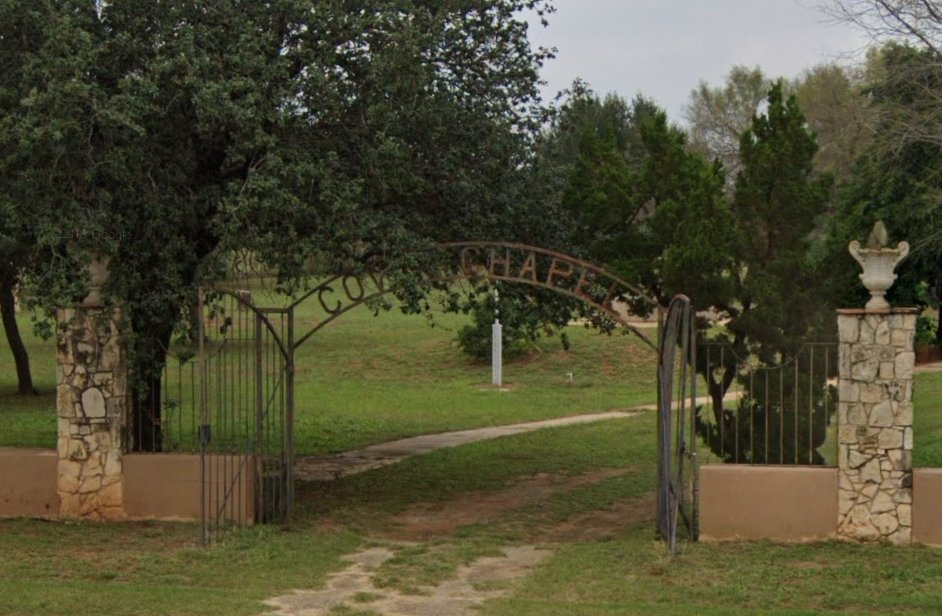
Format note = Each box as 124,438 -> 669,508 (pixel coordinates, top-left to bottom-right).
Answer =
848,221 -> 909,312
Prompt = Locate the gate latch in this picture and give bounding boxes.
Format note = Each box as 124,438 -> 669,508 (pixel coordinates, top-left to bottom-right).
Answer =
199,424 -> 212,446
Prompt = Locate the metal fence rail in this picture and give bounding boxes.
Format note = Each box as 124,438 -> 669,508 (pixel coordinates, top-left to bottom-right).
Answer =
696,343 -> 838,466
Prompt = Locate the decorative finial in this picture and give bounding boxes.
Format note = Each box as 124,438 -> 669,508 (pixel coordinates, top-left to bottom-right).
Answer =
848,221 -> 909,312
865,220 -> 889,250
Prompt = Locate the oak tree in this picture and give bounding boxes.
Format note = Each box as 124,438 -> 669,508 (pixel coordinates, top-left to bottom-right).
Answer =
1,0 -> 554,449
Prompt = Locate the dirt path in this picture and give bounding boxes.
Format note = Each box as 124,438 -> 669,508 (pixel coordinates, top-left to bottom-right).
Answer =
275,413 -> 662,615
915,360 -> 942,373
262,545 -> 552,616
264,467 -> 654,615
295,410 -> 641,482
384,468 -> 631,541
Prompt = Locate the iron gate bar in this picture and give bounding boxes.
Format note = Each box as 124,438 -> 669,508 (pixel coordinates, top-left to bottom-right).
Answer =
198,289 -> 207,545
656,294 -> 698,557
285,305 -> 295,521
254,311 -> 263,527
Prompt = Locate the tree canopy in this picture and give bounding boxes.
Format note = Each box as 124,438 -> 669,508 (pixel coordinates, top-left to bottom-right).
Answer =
0,0 -> 554,448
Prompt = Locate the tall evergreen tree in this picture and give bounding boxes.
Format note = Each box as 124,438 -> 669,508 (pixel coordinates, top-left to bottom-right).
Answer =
696,82 -> 836,464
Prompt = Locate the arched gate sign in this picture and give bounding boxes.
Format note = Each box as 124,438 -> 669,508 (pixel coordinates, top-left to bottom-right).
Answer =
292,242 -> 658,350
176,242 -> 695,547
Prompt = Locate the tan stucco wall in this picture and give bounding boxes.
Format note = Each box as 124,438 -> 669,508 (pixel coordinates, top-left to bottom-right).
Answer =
700,465 -> 838,541
914,469 -> 942,546
0,448 -> 58,518
123,453 -> 254,523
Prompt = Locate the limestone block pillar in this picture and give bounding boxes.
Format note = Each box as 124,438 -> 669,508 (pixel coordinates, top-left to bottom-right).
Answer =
56,307 -> 128,520
836,308 -> 916,544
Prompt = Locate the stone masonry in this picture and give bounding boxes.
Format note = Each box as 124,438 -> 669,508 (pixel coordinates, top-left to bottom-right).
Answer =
56,307 -> 128,520
837,308 -> 916,544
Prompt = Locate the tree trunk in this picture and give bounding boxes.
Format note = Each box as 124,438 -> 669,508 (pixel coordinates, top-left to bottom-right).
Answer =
132,372 -> 163,452
0,275 -> 35,395
130,326 -> 173,452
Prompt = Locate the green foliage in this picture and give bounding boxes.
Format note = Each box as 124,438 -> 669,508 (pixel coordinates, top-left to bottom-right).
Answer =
824,44 -> 942,341
454,286 -> 570,361
549,89 -> 735,313
544,82 -> 836,464
697,347 -> 838,465
917,314 -> 938,345
631,112 -> 736,310
0,0 -> 555,441
692,83 -> 836,463
561,130 -> 637,260
729,82 -> 835,354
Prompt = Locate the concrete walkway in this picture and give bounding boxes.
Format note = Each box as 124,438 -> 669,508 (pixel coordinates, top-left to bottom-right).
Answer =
294,410 -> 642,482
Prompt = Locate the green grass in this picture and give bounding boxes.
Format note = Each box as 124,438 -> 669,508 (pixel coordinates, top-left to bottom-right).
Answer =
0,519 -> 360,616
296,417 -> 654,526
914,370 -> 942,467
6,298 -> 942,614
481,533 -> 942,616
5,416 -> 942,615
0,299 -> 656,454
0,418 -> 650,615
286,290 -> 657,454
0,313 -> 57,448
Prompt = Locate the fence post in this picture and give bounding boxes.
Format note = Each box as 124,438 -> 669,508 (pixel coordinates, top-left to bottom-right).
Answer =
56,304 -> 129,520
836,308 -> 915,544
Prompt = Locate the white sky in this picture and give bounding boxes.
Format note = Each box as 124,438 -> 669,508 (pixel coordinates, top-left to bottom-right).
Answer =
526,0 -> 873,123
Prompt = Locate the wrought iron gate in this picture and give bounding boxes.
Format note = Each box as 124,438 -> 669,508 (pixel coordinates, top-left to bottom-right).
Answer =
656,294 -> 698,556
196,289 -> 294,543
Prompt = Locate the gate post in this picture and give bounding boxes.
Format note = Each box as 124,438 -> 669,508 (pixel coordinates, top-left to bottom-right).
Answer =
836,308 -> 916,544
55,268 -> 129,520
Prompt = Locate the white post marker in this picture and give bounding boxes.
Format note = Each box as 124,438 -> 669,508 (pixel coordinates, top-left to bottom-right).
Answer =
492,287 -> 502,387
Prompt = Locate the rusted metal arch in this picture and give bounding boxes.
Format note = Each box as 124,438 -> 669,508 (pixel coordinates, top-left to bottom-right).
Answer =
285,242 -> 662,352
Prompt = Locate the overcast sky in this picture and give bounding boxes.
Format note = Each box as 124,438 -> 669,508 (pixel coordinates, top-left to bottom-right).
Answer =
525,0 -> 872,123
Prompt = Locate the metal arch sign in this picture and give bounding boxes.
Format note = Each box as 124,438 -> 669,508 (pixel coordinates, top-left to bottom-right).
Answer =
289,242 -> 660,351
446,241 -> 656,309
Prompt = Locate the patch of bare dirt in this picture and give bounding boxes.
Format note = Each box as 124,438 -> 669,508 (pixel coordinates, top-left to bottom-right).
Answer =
383,468 -> 628,541
788,560 -> 832,570
537,492 -> 656,542
472,382 -> 521,391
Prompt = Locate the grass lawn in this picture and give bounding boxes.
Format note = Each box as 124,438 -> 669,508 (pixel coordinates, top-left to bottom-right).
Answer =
4,417 -> 942,615
0,298 -> 657,454
289,294 -> 656,454
3,299 -> 942,614
914,370 -> 942,467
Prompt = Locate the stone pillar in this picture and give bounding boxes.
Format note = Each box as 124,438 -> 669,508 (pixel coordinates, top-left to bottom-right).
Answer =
56,307 -> 128,520
837,308 -> 916,544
